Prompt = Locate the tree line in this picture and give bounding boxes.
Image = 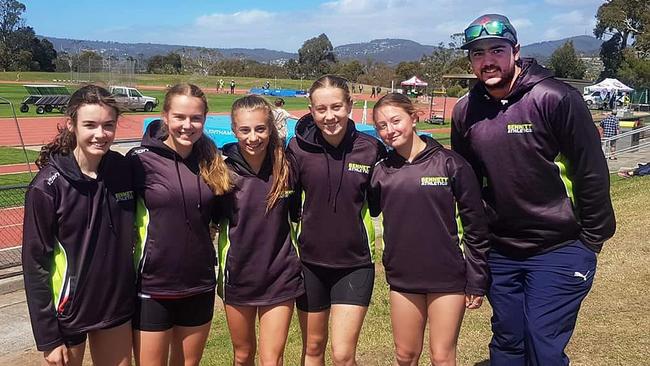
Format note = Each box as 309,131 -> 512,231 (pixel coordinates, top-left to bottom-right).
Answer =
0,0 -> 56,71
1,0 -> 647,93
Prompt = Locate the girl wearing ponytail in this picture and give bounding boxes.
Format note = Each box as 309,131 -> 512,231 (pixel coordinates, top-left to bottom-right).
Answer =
129,83 -> 231,366
217,95 -> 304,365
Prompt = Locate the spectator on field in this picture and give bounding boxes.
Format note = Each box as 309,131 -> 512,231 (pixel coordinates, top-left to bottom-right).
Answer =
600,110 -> 620,160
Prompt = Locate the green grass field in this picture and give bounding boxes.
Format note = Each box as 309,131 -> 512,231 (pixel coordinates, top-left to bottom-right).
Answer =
0,146 -> 39,165
0,83 -> 319,118
201,175 -> 650,365
0,172 -> 32,208
0,71 -> 315,91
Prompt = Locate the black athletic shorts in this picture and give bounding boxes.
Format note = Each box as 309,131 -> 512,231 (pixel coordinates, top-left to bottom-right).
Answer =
296,262 -> 374,312
133,290 -> 215,331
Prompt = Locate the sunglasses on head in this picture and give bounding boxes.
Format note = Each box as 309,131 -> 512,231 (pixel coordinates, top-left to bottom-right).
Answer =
464,20 -> 513,43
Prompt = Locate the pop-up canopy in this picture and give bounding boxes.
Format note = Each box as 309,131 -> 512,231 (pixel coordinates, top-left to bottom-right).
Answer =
586,78 -> 634,93
400,76 -> 428,87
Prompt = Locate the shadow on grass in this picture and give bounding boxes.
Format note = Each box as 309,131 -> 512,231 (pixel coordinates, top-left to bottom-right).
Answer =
474,359 -> 489,366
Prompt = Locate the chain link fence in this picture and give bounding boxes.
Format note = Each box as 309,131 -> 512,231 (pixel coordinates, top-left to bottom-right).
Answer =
0,185 -> 27,278
54,59 -> 136,86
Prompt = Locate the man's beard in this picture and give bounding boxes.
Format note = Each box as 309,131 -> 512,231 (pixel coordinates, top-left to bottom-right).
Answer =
482,66 -> 516,92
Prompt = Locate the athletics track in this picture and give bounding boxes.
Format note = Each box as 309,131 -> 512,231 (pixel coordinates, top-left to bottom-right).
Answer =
0,100 -> 455,251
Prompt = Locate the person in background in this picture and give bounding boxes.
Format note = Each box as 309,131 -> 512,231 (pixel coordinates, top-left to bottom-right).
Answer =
272,98 -> 301,145
600,110 -> 620,160
452,14 -> 615,366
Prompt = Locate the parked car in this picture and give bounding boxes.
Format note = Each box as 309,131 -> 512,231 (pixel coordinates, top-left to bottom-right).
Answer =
583,90 -> 623,109
109,86 -> 158,112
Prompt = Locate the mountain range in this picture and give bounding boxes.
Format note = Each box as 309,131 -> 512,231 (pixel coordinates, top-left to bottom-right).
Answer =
42,35 -> 603,65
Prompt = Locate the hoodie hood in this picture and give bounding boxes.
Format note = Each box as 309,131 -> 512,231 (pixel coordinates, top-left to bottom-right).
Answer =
385,135 -> 444,169
294,113 -> 358,152
294,113 -> 359,211
140,118 -> 203,230
141,119 -> 200,162
472,58 -> 554,103
49,150 -> 112,184
222,142 -> 273,179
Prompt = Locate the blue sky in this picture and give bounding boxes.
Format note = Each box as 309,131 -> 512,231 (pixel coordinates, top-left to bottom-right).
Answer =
22,0 -> 606,52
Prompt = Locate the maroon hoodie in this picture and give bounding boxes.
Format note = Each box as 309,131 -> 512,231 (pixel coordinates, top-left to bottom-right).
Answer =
128,119 -> 221,297
217,142 -> 304,306
370,136 -> 490,294
452,58 -> 615,257
23,151 -> 135,351
286,115 -> 387,268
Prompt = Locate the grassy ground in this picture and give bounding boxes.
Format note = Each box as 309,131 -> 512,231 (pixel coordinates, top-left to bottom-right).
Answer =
202,174 -> 650,365
0,147 -> 39,165
0,83 -> 319,118
0,173 -> 32,208
0,72 -> 316,91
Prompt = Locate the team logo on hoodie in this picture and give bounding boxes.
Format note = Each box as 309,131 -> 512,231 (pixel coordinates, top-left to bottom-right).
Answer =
348,162 -> 370,174
46,172 -> 60,186
114,191 -> 134,202
507,123 -> 534,134
280,190 -> 294,198
421,176 -> 449,186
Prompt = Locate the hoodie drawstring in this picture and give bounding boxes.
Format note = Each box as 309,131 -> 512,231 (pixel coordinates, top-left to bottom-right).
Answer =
103,184 -> 118,236
320,142 -> 347,213
332,148 -> 347,212
173,154 -> 192,229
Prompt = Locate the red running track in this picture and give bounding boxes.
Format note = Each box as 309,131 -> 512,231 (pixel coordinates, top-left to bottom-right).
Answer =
0,114 -> 156,147
0,206 -> 24,249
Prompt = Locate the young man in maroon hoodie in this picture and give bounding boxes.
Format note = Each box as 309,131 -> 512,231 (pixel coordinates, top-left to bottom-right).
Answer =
451,14 -> 616,366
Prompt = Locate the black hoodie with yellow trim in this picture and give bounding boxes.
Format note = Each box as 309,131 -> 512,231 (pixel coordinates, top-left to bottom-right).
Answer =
451,58 -> 615,257
370,136 -> 490,294
128,119 -> 220,297
22,150 -> 135,351
217,143 -> 304,306
286,114 -> 386,268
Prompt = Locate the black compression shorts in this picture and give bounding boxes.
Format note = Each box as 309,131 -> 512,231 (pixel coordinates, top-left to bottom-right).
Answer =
296,263 -> 374,312
133,290 -> 215,331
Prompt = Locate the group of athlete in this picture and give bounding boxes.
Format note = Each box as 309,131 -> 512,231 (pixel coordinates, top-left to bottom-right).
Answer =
22,13 -> 615,366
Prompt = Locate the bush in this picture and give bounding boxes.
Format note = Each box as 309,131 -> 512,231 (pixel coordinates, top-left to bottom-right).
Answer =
446,85 -> 467,97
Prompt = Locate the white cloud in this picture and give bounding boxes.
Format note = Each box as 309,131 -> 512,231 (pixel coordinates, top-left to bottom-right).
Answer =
511,18 -> 533,30
89,1 -> 604,52
321,0 -> 376,13
195,10 -> 275,27
544,0 -> 603,6
552,10 -> 586,24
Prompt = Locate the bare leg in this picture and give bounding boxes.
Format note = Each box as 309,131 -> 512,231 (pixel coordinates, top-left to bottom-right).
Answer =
426,293 -> 465,366
134,329 -> 172,366
298,309 -> 330,366
329,304 -> 368,366
88,321 -> 133,366
258,300 -> 294,366
169,322 -> 212,366
225,304 -> 257,366
389,291 -> 427,366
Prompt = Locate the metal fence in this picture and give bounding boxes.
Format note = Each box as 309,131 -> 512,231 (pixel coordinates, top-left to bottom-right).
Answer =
601,123 -> 650,159
0,185 -> 27,278
53,59 -> 136,86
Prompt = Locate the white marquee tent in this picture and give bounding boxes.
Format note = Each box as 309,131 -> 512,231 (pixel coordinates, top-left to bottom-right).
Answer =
586,78 -> 634,93
400,76 -> 428,86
